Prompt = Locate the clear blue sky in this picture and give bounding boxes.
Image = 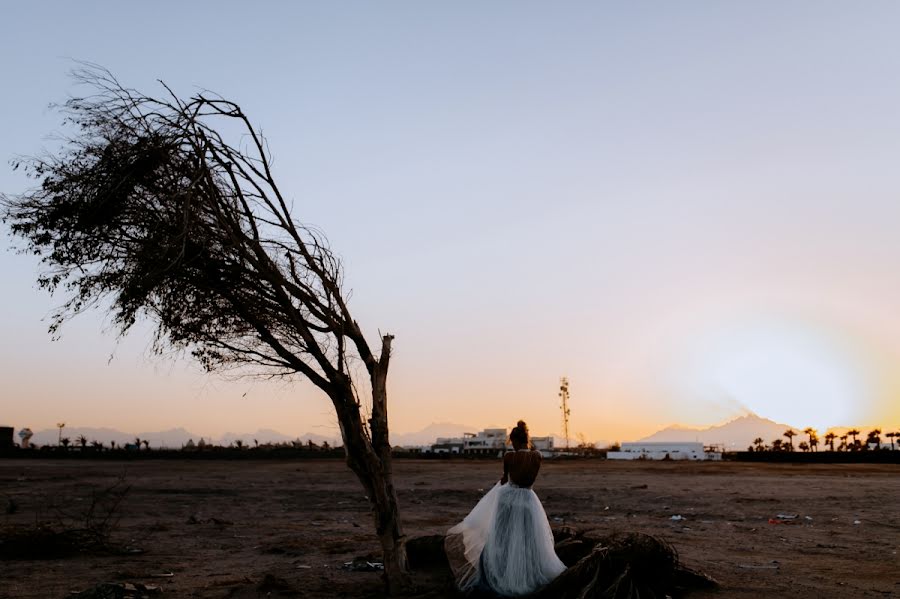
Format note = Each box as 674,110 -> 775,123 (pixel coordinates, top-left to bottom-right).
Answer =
3,2 -> 900,441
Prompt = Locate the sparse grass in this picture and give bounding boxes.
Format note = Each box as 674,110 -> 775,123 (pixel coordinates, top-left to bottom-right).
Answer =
0,476 -> 130,560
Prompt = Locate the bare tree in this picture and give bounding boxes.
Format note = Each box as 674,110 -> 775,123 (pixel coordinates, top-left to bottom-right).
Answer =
2,66 -> 409,591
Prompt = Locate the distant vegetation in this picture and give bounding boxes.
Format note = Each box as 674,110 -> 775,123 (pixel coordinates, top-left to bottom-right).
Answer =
746,427 -> 898,453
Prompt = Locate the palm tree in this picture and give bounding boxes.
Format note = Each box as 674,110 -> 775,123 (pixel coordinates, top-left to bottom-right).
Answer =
77,435 -> 88,449
838,435 -> 848,451
803,428 -> 818,452
60,437 -> 70,449
798,441 -> 809,452
234,439 -> 245,450
56,422 -> 65,446
847,429 -> 860,447
141,439 -> 150,451
886,431 -> 897,451
783,429 -> 797,451
824,432 -> 836,452
866,429 -> 882,450
753,437 -> 765,452
772,439 -> 783,452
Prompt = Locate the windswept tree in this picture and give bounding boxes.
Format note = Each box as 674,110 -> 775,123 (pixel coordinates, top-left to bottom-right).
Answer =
2,67 -> 409,592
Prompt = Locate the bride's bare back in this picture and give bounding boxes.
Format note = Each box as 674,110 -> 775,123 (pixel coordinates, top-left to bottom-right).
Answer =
502,449 -> 542,488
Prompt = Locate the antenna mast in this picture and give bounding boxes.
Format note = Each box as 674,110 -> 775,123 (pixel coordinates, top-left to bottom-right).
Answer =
559,377 -> 571,450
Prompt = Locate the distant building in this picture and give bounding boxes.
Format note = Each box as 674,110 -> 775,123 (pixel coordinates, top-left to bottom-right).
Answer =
531,436 -> 554,457
431,437 -> 464,454
607,441 -> 722,461
463,428 -> 508,455
428,428 -> 556,457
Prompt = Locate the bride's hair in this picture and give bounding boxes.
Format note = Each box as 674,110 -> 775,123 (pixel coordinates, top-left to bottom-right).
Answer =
510,420 -> 529,446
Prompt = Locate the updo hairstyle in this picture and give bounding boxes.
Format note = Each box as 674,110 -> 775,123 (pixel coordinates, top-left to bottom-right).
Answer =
509,420 -> 530,447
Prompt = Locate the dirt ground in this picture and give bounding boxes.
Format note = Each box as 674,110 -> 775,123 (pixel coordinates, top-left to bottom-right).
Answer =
1,458 -> 898,598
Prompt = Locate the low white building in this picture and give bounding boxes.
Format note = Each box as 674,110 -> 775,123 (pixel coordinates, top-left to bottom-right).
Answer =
607,441 -> 722,461
429,429 -> 557,457
531,436 -> 554,457
463,428 -> 508,455
431,437 -> 465,454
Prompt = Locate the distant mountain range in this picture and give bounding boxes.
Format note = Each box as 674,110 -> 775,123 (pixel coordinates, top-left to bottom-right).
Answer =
19,415 -> 860,451
638,414 -> 801,450
21,421 -> 539,449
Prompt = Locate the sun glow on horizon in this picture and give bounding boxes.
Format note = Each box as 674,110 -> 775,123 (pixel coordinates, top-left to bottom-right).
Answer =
673,318 -> 877,432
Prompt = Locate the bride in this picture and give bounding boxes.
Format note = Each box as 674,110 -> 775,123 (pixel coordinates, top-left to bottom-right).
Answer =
445,421 -> 567,596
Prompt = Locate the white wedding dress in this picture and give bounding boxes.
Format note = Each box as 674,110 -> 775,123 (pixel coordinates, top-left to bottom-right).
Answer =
446,476 -> 567,596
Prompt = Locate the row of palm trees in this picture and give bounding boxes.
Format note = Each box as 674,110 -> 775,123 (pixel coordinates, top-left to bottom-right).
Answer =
749,427 -> 899,452
57,435 -> 150,450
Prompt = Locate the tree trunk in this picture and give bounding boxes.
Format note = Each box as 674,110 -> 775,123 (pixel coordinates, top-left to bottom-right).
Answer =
370,460 -> 409,594
367,334 -> 409,592
333,355 -> 410,594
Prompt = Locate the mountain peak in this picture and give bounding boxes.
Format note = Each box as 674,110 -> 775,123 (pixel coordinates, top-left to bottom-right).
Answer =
638,414 -> 799,449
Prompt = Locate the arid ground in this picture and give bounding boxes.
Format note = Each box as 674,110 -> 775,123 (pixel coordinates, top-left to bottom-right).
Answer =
1,458 -> 898,598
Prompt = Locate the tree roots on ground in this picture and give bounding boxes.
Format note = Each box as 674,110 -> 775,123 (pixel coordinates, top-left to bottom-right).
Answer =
405,527 -> 717,598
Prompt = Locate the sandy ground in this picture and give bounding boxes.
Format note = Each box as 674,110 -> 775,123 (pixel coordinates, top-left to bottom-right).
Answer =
1,458 -> 898,598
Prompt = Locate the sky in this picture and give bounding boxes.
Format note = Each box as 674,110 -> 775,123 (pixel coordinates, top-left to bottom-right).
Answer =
2,2 -> 900,443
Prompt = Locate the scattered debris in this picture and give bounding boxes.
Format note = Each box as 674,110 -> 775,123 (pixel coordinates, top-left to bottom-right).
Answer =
775,514 -> 799,520
854,520 -> 862,525
186,514 -> 232,527
68,582 -> 161,598
670,515 -> 686,521
343,556 -> 384,572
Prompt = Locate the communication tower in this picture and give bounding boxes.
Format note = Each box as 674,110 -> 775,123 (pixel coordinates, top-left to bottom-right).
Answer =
559,377 -> 571,450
